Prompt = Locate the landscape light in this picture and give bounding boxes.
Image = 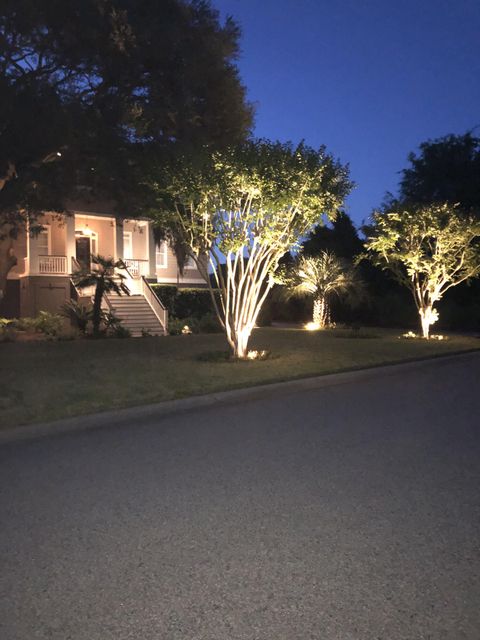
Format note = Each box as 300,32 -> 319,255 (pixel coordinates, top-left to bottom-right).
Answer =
246,350 -> 268,360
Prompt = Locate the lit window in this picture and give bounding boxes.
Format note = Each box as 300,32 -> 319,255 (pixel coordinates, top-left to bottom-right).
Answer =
156,242 -> 167,269
37,227 -> 50,255
123,231 -> 133,259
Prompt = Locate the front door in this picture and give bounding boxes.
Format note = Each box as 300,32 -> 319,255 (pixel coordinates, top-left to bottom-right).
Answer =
75,236 -> 91,271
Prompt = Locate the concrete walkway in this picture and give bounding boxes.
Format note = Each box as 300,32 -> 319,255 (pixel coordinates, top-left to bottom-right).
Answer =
1,352 -> 479,639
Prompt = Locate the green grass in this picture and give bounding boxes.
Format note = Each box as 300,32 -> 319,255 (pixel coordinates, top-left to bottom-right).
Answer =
1,327 -> 479,429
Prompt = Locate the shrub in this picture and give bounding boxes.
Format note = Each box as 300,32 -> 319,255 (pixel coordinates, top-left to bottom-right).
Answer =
152,285 -> 217,319
34,311 -> 64,337
61,300 -> 92,334
0,318 -> 16,342
14,316 -> 37,332
168,316 -> 200,336
198,313 -> 223,333
110,324 -> 131,339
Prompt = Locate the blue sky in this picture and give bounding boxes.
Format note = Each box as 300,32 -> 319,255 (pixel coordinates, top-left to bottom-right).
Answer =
214,0 -> 480,225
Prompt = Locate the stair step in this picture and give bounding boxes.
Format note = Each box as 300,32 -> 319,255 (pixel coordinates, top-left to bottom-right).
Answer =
105,292 -> 167,337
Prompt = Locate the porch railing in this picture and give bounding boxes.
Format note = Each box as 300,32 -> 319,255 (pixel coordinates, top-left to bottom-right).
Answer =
38,255 -> 68,274
141,276 -> 168,333
124,258 -> 149,278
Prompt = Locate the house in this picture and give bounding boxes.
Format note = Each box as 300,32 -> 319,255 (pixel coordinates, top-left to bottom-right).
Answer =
2,204 -> 207,335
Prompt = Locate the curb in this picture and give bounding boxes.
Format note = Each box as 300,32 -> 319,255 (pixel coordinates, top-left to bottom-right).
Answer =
1,350 -> 479,445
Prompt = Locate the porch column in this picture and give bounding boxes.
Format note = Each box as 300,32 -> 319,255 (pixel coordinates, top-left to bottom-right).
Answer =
65,214 -> 76,274
147,222 -> 157,279
115,219 -> 124,262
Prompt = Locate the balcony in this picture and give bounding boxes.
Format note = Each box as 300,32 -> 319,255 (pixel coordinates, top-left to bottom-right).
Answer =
124,259 -> 149,278
38,255 -> 68,274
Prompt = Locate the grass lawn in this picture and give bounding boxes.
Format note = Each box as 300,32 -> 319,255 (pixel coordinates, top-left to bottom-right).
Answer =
1,327 -> 479,429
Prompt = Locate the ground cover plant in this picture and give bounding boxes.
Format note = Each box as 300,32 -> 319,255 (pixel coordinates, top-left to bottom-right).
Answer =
1,327 -> 478,429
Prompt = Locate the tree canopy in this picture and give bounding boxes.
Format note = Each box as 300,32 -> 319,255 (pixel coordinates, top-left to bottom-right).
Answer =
0,0 -> 253,214
302,211 -> 363,259
399,132 -> 480,214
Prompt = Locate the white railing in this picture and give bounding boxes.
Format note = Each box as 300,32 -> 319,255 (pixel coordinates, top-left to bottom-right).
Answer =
141,276 -> 168,333
38,255 -> 68,274
124,259 -> 149,278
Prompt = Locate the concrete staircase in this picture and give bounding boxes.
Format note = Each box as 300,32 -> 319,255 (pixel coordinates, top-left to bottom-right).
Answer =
105,294 -> 167,337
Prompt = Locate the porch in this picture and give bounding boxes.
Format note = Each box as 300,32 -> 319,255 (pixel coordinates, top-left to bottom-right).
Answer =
23,213 -> 153,279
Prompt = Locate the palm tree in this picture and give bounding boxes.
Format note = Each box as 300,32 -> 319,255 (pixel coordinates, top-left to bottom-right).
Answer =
73,255 -> 130,337
286,251 -> 362,329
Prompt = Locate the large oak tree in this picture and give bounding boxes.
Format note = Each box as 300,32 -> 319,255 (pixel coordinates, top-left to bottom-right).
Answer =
0,0 -> 253,302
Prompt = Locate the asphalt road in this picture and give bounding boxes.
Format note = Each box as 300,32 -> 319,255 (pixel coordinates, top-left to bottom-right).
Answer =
1,354 -> 480,640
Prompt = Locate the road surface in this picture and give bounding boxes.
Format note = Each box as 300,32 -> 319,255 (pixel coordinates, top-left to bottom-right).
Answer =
1,354 -> 480,639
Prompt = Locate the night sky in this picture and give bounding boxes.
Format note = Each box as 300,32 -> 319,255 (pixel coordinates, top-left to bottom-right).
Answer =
215,0 -> 480,225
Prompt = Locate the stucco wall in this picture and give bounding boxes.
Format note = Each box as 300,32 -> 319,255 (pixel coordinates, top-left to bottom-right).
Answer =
8,227 -> 28,278
74,214 -> 115,258
123,220 -> 149,259
19,276 -> 71,317
155,244 -> 207,286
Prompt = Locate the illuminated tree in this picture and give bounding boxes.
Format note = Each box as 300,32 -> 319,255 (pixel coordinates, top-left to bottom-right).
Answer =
364,204 -> 480,338
283,252 -> 362,329
153,140 -> 352,357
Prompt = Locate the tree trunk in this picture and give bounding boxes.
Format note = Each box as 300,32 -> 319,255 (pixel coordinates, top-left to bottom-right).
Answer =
231,325 -> 252,359
313,295 -> 328,328
0,162 -> 17,192
0,240 -> 18,303
419,304 -> 433,339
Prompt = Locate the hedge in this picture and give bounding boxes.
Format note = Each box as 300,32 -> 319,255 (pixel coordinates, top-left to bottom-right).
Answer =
151,285 -> 219,319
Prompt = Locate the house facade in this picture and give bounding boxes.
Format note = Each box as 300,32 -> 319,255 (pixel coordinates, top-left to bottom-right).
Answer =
2,205 -> 207,334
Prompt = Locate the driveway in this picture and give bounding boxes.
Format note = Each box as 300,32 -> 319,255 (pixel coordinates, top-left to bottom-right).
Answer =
1,353 -> 479,639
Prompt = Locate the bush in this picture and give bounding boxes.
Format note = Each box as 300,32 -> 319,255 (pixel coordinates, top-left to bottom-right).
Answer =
168,316 -> 200,335
198,313 -> 222,333
110,324 -> 131,339
62,300 -> 92,334
14,316 -> 37,332
152,285 -> 217,319
33,311 -> 64,336
0,318 -> 16,342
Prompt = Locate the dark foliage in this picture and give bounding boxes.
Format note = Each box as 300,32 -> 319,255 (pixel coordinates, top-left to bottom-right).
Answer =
399,132 -> 480,214
151,285 -> 218,320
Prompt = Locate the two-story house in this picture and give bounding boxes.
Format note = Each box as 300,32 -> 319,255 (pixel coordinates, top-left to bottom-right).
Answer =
2,202 -> 207,335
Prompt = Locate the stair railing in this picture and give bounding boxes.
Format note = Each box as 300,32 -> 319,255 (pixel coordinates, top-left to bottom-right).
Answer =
141,276 -> 168,334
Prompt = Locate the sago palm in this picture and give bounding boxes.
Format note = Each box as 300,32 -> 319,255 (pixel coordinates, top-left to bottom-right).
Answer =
287,251 -> 362,328
73,255 -> 130,337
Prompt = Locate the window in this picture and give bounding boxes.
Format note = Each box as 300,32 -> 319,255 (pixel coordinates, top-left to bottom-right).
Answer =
184,254 -> 196,269
37,227 -> 51,255
123,231 -> 133,259
156,241 -> 167,269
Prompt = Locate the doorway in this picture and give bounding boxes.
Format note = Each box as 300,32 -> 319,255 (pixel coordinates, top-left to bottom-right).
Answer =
75,235 -> 91,271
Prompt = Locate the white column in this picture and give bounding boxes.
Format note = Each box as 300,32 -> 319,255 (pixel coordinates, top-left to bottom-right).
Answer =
115,219 -> 124,262
147,222 -> 157,279
65,213 -> 76,274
